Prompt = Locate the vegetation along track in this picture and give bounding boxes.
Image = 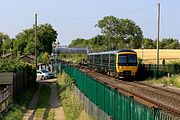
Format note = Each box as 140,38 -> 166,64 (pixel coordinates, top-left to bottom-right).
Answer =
78,66 -> 180,116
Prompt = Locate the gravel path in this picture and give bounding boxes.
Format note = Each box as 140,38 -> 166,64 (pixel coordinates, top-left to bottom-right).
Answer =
22,78 -> 65,120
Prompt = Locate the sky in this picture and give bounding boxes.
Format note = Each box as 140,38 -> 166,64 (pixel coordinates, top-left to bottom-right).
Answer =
0,0 -> 180,45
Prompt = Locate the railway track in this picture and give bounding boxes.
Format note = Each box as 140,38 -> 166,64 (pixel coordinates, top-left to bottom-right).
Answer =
116,80 -> 180,115
79,66 -> 180,116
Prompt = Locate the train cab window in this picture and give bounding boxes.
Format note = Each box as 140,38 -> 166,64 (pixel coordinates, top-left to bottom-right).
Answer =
128,55 -> 137,63
118,54 -> 137,66
118,56 -> 127,64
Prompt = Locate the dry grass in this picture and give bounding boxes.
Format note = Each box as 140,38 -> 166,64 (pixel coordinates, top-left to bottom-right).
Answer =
145,75 -> 180,88
134,49 -> 180,64
77,110 -> 90,120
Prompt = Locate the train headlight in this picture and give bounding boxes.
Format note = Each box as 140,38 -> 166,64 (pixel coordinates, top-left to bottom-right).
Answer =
119,66 -> 122,69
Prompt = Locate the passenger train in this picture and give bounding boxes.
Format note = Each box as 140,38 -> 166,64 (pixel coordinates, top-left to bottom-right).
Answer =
87,49 -> 138,79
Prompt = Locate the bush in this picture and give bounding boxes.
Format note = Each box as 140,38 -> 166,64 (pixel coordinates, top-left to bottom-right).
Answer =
57,72 -> 82,120
166,63 -> 180,74
3,87 -> 37,120
0,59 -> 36,87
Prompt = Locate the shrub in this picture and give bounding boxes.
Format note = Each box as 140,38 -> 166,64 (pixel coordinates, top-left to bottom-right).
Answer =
0,59 -> 36,87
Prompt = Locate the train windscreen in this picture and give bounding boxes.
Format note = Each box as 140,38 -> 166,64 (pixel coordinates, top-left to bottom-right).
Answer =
118,54 -> 137,66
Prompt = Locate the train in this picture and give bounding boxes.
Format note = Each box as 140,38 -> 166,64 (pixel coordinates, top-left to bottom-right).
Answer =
87,49 -> 138,79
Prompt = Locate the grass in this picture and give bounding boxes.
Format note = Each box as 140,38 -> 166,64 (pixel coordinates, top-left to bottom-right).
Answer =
34,84 -> 52,119
58,53 -> 87,63
47,109 -> 55,120
57,71 -> 90,120
145,75 -> 180,88
3,86 -> 37,120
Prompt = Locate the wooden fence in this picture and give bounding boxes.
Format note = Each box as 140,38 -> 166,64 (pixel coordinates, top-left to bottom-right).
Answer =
0,85 -> 13,113
0,71 -> 35,114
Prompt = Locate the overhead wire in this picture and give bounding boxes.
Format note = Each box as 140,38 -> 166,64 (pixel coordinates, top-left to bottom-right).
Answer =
40,4 -> 157,20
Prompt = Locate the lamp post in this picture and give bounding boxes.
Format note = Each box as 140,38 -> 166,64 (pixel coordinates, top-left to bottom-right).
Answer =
52,41 -> 60,76
52,42 -> 57,64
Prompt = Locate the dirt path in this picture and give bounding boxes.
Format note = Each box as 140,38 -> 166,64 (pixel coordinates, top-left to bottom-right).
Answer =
22,84 -> 42,120
49,83 -> 65,120
22,79 -> 65,120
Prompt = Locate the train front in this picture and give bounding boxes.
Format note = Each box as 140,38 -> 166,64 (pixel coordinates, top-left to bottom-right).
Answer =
116,50 -> 138,79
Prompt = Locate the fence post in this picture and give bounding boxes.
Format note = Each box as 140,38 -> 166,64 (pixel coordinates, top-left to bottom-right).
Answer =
153,107 -> 160,120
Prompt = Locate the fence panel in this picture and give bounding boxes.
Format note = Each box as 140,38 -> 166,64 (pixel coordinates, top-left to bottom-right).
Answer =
104,86 -> 114,117
0,85 -> 13,113
61,64 -> 177,120
90,77 -> 97,104
96,81 -> 105,111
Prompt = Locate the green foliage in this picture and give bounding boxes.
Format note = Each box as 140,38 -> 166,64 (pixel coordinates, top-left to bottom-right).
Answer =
69,38 -> 86,48
69,16 -> 143,51
138,58 -> 143,64
166,63 -> 180,74
41,52 -> 50,64
145,75 -> 180,88
0,58 -> 36,87
13,23 -> 57,55
142,38 -> 155,49
2,38 -> 14,53
69,35 -> 107,52
3,87 -> 37,120
35,84 -> 51,119
57,72 -> 82,120
96,16 -> 143,49
58,53 -> 87,63
160,38 -> 180,49
68,16 -> 180,51
0,32 -> 11,55
0,58 -> 35,73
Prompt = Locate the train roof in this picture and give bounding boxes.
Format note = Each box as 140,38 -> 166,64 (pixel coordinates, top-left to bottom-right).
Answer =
88,49 -> 136,55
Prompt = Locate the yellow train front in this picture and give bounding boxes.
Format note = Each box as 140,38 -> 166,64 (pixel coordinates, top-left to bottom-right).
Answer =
88,49 -> 138,80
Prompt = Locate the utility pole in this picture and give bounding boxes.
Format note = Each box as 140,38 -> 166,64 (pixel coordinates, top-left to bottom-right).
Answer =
35,14 -> 38,68
157,3 -> 160,78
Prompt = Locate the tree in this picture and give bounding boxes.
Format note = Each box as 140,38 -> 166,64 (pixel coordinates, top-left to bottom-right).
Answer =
96,16 -> 143,49
142,38 -> 155,49
0,32 -> 11,55
69,35 -> 107,52
42,52 -> 50,64
160,38 -> 180,49
13,23 -> 58,55
69,38 -> 86,48
2,38 -> 14,53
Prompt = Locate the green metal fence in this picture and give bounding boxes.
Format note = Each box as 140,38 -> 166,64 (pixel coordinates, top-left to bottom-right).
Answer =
61,64 -> 174,120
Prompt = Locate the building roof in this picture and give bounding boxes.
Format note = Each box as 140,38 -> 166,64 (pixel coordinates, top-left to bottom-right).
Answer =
88,49 -> 136,55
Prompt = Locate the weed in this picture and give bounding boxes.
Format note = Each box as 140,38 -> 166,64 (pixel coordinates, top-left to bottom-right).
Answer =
34,84 -> 51,119
57,71 -> 90,120
3,87 -> 37,120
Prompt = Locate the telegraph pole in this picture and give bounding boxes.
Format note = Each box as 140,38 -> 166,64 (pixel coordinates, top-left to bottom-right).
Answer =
157,3 -> 160,77
35,14 -> 38,68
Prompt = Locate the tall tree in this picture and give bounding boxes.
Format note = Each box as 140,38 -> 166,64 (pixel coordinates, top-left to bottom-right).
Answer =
13,23 -> 58,55
96,16 -> 143,49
